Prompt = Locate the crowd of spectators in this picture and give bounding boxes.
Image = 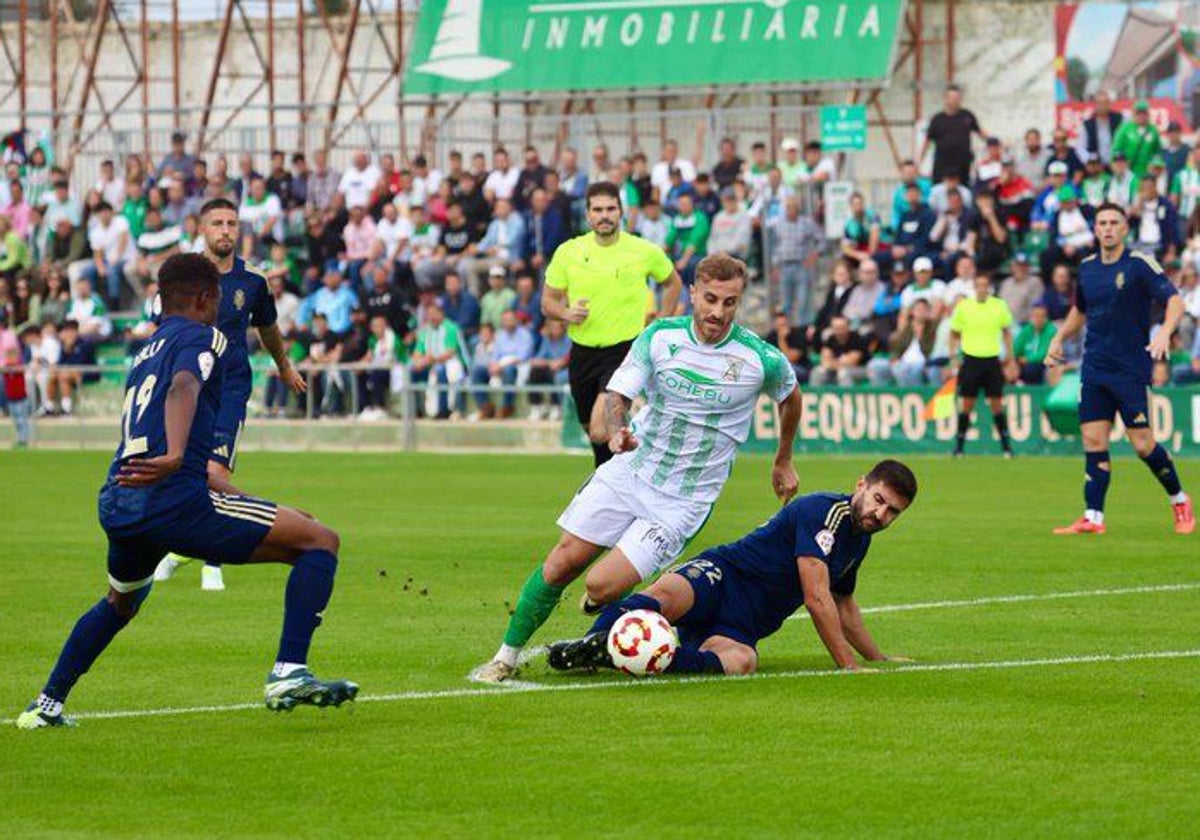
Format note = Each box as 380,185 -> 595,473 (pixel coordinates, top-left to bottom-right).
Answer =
2,88 -> 1199,432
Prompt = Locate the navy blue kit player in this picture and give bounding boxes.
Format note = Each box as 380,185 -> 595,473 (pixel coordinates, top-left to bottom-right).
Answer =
155,198 -> 308,590
549,461 -> 918,676
1046,203 -> 1193,535
16,254 -> 355,729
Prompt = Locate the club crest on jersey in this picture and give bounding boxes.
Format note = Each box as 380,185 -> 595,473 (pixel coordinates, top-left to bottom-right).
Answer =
722,356 -> 745,382
233,289 -> 246,310
815,528 -> 836,556
198,351 -> 215,382
1115,272 -> 1125,290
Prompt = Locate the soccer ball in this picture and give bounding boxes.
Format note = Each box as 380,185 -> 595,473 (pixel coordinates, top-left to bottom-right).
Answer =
607,609 -> 678,676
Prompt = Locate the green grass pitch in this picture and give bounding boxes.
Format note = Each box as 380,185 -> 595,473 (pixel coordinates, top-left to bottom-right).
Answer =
1,450 -> 1198,838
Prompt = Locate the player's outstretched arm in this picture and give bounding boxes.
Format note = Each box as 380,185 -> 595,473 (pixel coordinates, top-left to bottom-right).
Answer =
772,386 -> 802,503
258,323 -> 307,394
117,371 -> 198,487
798,557 -> 862,671
834,593 -> 900,663
604,391 -> 637,454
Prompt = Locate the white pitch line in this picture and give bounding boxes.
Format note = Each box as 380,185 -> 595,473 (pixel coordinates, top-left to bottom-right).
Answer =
786,582 -> 1200,621
6,649 -> 1200,726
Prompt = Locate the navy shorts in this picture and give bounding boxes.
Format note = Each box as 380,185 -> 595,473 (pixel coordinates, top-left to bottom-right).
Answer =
211,373 -> 252,470
671,557 -> 761,649
103,489 -> 277,592
1079,376 -> 1150,429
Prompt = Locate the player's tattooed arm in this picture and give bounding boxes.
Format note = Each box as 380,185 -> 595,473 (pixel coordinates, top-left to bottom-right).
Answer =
605,391 -> 637,453
258,323 -> 308,394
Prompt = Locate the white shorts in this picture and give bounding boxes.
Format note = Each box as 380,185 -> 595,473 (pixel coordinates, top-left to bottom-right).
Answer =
556,458 -> 713,581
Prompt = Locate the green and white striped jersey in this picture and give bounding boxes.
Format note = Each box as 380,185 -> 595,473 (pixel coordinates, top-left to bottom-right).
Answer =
607,316 -> 797,503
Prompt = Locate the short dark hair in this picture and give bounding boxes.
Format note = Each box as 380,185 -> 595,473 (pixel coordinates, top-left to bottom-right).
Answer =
200,197 -> 237,216
1094,202 -> 1127,220
695,253 -> 748,287
865,459 -> 918,502
159,253 -> 220,313
585,181 -> 622,208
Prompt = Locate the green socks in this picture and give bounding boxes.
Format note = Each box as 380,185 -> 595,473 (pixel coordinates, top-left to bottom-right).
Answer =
502,567 -> 566,649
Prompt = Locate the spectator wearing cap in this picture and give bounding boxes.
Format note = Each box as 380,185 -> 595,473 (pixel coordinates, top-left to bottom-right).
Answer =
920,83 -> 986,183
1130,175 -> 1179,262
1111,100 -> 1162,178
891,183 -> 938,269
1032,161 -> 1071,229
1015,129 -> 1052,191
43,180 -> 82,229
841,192 -> 884,269
998,252 -> 1044,325
1042,185 -> 1095,277
1075,91 -> 1122,167
650,139 -> 696,199
462,198 -> 526,295
1162,121 -> 1190,189
778,138 -> 806,187
479,266 -> 517,331
900,257 -> 947,321
1079,154 -> 1111,208
1044,127 -> 1085,183
157,131 -> 196,181
928,171 -> 973,215
708,188 -> 753,262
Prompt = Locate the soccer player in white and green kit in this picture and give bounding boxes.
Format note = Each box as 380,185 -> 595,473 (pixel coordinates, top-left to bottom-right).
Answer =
473,254 -> 804,683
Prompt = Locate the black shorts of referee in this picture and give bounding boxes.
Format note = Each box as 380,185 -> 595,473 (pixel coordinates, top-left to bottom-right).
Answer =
568,340 -> 634,430
956,354 -> 1005,399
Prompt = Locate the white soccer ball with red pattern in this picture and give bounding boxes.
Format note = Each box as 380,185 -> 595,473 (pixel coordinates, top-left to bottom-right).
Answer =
607,609 -> 678,676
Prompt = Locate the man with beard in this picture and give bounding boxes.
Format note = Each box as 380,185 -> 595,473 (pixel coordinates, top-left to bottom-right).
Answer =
539,182 -> 682,468
549,460 -> 917,676
153,198 -> 307,590
472,254 -> 803,684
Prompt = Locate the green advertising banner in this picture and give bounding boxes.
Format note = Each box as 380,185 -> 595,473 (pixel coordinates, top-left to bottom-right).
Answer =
562,386 -> 1200,456
404,0 -> 904,95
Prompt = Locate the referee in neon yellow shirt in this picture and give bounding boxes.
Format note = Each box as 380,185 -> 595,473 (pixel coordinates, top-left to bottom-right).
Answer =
948,272 -> 1018,457
543,182 -> 682,466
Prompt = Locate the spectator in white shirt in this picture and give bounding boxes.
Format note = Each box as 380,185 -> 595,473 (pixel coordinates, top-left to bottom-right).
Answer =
337,149 -> 381,213
269,274 -> 301,337
73,202 -> 135,308
371,201 -> 414,267
409,154 -> 442,208
650,139 -> 697,199
94,159 -> 126,211
797,141 -> 837,184
483,148 -> 520,203
634,200 -> 669,248
707,188 -> 753,260
901,256 -> 948,320
238,176 -> 284,259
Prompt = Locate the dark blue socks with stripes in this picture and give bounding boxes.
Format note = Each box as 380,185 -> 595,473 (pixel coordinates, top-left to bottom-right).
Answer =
1083,451 -> 1111,522
587,593 -> 725,675
588,593 -> 661,637
277,550 -> 338,666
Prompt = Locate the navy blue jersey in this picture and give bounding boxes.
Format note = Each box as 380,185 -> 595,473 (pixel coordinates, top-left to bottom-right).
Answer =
702,492 -> 872,638
99,316 -> 229,532
1075,249 -> 1177,384
154,257 -> 275,386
